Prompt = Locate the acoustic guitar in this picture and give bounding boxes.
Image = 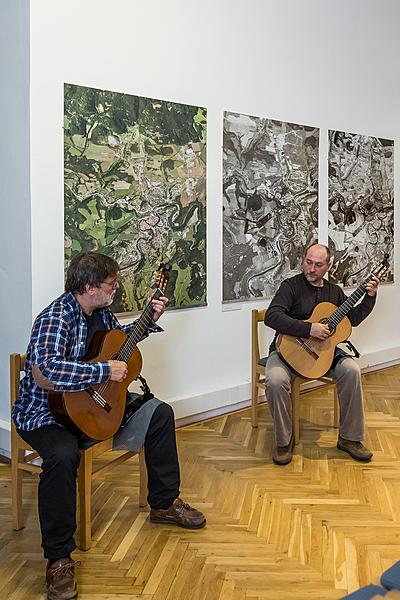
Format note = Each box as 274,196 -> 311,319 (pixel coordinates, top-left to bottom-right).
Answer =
276,255 -> 389,379
48,264 -> 170,441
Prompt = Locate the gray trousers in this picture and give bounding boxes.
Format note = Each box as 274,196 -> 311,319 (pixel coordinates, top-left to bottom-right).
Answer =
265,351 -> 365,446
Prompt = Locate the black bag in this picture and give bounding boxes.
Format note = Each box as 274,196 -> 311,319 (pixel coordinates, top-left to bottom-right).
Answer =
331,340 -> 360,370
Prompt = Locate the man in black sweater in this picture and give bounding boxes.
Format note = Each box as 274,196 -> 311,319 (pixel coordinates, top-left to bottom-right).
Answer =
264,244 -> 380,465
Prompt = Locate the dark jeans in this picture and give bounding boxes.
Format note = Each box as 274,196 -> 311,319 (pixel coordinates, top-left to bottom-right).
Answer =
17,402 -> 180,560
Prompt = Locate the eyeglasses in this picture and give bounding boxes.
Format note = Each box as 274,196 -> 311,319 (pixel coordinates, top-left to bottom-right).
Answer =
100,277 -> 120,290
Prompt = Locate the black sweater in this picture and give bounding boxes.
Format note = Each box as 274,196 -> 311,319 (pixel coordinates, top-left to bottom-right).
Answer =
265,273 -> 376,353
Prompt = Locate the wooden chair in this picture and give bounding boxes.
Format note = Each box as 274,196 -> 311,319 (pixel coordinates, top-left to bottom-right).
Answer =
251,309 -> 339,443
10,353 -> 148,551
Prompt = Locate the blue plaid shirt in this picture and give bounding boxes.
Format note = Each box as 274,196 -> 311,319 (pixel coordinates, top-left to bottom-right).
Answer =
13,292 -> 161,431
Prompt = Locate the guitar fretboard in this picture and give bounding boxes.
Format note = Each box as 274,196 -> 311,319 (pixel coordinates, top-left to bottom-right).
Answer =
326,256 -> 389,330
326,285 -> 366,329
117,288 -> 163,362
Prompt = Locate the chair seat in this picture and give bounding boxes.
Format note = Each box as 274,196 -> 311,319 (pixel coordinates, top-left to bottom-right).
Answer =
79,437 -> 100,450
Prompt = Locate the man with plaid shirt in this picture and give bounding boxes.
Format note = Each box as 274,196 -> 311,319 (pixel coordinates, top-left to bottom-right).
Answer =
13,252 -> 205,600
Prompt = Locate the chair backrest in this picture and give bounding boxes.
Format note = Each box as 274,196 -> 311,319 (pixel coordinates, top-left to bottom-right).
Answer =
252,309 -> 267,368
10,353 -> 35,456
10,353 -> 26,409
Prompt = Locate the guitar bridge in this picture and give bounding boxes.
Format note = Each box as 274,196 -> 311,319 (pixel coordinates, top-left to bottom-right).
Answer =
295,338 -> 319,360
88,388 -> 112,412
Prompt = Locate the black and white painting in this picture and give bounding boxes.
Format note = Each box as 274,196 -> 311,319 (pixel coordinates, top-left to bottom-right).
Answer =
328,130 -> 394,286
223,111 -> 319,301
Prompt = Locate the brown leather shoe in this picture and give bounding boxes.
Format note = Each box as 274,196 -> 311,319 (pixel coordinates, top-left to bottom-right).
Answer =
337,437 -> 373,462
150,498 -> 206,529
272,434 -> 294,465
46,558 -> 78,600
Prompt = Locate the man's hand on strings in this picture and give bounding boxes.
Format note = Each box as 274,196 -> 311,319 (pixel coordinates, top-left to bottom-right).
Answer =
310,322 -> 330,340
108,360 -> 128,382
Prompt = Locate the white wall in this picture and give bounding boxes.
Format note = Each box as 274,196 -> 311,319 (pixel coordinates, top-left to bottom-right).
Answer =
18,0 -> 400,435
0,0 -> 31,454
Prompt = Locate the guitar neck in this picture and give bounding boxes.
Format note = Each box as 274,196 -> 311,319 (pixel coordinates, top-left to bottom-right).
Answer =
326,276 -> 372,329
117,288 -> 163,361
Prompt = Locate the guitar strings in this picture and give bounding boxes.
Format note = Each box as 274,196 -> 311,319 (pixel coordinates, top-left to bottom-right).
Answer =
295,263 -> 386,342
326,263 -> 386,329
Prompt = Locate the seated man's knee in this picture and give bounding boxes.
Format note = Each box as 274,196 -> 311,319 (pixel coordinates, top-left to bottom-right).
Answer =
340,357 -> 361,381
265,366 -> 291,393
153,402 -> 174,424
44,445 -> 80,472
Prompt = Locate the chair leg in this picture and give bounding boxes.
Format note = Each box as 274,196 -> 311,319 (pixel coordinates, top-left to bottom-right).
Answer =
333,385 -> 340,429
291,378 -> 301,445
251,373 -> 259,428
78,449 -> 93,551
11,448 -> 25,530
139,449 -> 147,508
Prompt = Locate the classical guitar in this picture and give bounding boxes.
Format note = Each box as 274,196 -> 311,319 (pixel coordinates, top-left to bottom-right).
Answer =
276,256 -> 389,379
48,264 -> 170,441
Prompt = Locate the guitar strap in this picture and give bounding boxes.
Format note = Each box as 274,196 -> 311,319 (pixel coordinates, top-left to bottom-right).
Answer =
136,374 -> 155,402
120,375 -> 155,429
340,340 -> 360,359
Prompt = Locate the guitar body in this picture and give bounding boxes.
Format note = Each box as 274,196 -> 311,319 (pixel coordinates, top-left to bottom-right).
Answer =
48,329 -> 142,441
276,302 -> 352,378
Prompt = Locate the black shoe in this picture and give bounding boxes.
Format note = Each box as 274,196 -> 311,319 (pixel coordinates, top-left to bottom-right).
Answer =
337,437 -> 373,462
272,434 -> 294,465
46,557 -> 78,600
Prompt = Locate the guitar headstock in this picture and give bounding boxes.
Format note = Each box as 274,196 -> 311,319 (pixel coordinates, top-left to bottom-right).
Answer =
155,263 -> 171,294
371,254 -> 390,281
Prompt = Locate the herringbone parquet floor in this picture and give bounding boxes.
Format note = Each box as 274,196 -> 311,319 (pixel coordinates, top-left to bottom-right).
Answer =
1,365 -> 400,599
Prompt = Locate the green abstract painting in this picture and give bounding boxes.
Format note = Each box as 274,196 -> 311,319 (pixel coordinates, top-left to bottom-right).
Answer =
64,83 -> 207,313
